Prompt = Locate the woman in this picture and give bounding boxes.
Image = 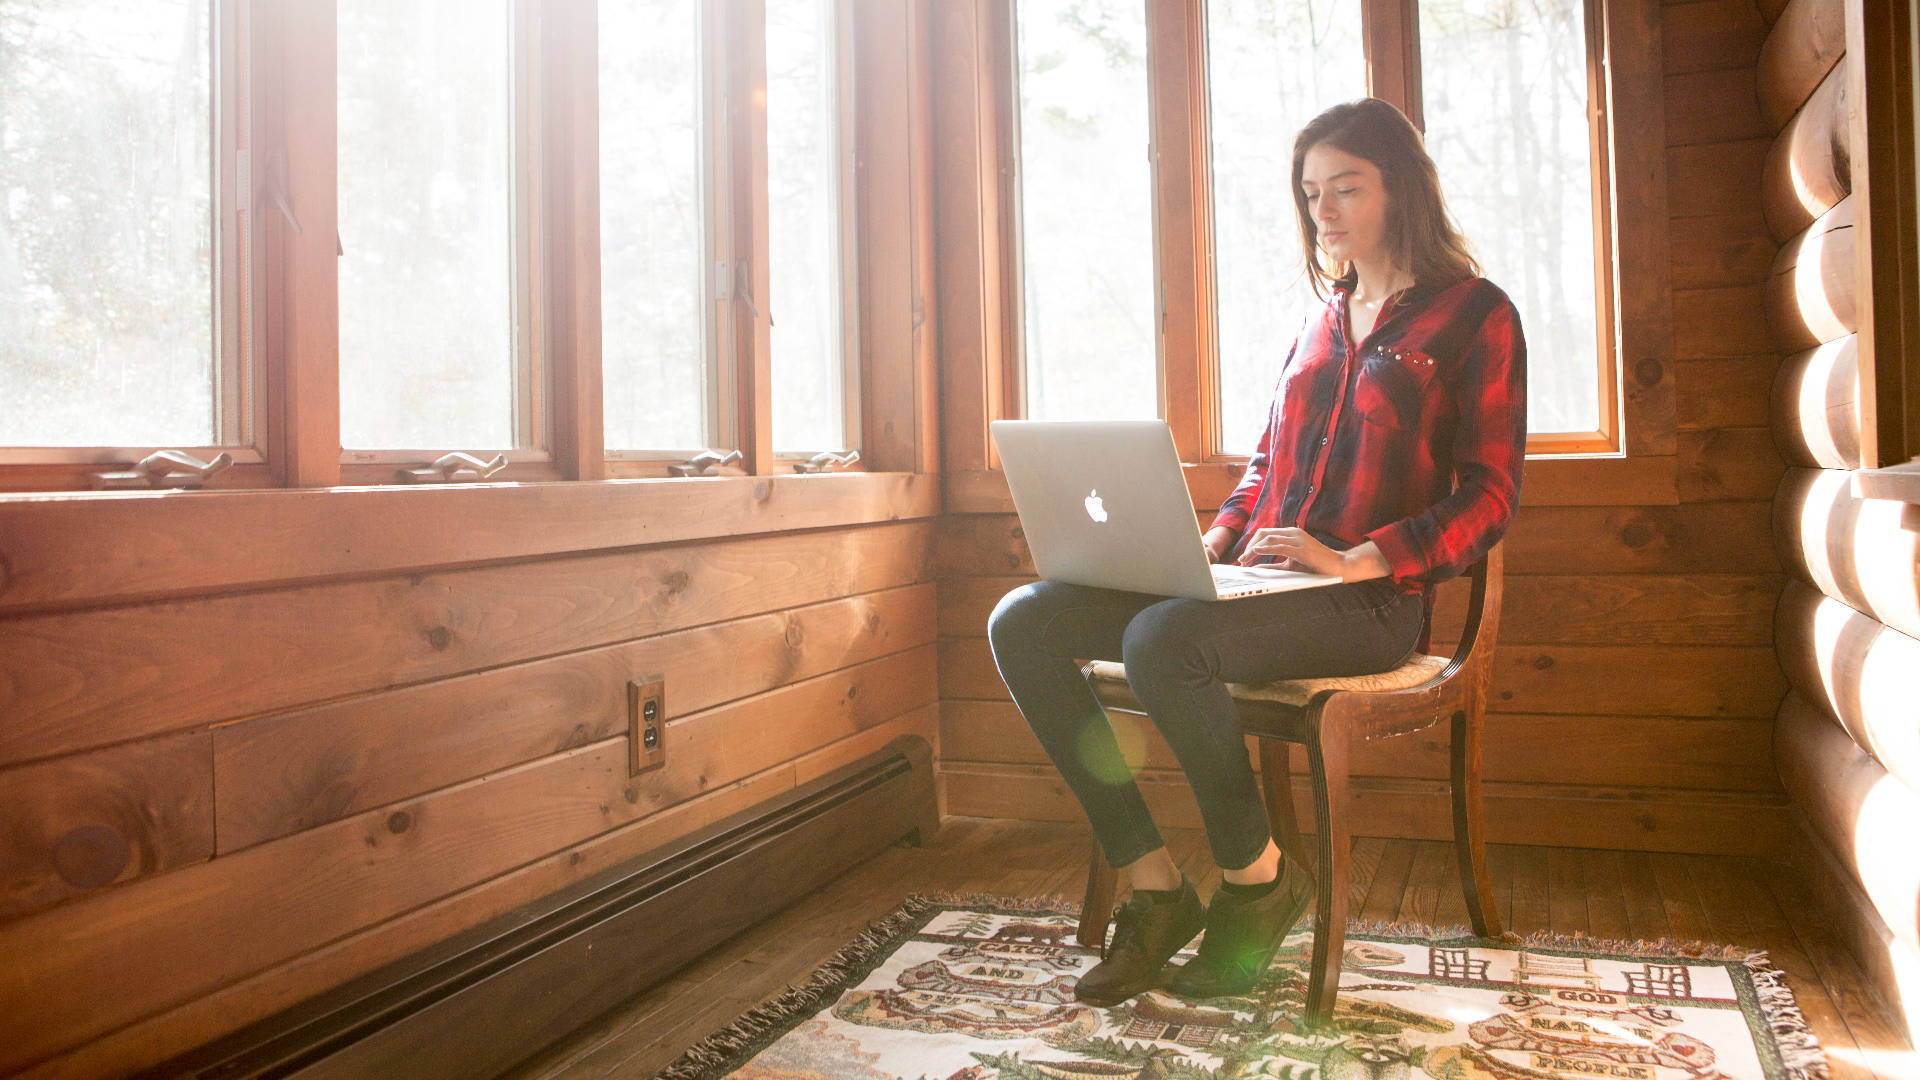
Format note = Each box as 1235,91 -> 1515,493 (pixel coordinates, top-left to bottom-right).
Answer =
985,97 -> 1526,1005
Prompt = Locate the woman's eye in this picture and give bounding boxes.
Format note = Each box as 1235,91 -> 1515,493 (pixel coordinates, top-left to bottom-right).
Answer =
1304,193 -> 1319,203
1336,188 -> 1357,196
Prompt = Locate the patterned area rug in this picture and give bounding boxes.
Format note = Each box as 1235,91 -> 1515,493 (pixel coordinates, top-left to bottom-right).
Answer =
651,895 -> 1827,1080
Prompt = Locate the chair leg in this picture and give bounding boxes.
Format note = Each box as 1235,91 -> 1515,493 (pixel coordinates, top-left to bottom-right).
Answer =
1259,740 -> 1307,869
1304,713 -> 1350,1026
1077,839 -> 1118,950
1450,706 -> 1502,938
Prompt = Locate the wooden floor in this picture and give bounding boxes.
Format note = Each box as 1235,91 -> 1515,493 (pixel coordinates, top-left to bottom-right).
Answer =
500,817 -> 1915,1080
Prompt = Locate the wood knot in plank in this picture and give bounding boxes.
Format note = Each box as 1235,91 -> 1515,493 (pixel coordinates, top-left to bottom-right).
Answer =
657,569 -> 691,602
1618,521 -> 1654,549
386,810 -> 412,834
1633,357 -> 1664,388
1531,655 -> 1555,670
52,824 -> 129,890
424,625 -> 452,651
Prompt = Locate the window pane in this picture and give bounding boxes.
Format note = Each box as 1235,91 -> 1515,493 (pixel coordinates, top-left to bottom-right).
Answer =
0,0 -> 215,447
338,0 -> 515,450
1014,0 -> 1156,423
600,0 -> 706,452
767,0 -> 845,452
1421,0 -> 1600,435
1206,0 -> 1366,455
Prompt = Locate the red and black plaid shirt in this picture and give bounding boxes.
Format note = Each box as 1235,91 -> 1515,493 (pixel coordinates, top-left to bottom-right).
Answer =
1211,275 -> 1527,601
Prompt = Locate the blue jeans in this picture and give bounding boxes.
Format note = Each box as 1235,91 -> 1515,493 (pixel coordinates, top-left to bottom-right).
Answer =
985,578 -> 1424,870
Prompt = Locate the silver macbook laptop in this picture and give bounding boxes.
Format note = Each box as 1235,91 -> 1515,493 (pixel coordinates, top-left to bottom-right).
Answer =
990,419 -> 1342,601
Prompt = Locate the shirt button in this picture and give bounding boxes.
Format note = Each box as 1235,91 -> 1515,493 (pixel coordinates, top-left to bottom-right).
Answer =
1306,485 -> 1315,493
1320,437 -> 1329,445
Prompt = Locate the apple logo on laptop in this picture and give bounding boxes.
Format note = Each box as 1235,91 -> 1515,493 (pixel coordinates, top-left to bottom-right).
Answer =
1084,489 -> 1108,524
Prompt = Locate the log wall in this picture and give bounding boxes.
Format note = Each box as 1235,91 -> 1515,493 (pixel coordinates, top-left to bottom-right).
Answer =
1756,0 -> 1920,1042
930,0 -> 1793,858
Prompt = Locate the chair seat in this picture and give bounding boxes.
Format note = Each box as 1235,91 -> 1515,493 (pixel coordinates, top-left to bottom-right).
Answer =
1080,653 -> 1450,708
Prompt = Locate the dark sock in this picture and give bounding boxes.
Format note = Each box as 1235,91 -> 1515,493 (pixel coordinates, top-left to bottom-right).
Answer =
1217,875 -> 1279,901
1132,878 -> 1187,901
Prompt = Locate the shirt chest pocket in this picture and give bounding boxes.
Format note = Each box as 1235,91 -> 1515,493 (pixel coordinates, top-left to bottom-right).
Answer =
1353,346 -> 1439,430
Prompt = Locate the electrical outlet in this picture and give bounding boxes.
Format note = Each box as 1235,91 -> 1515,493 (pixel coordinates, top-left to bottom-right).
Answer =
628,678 -> 666,776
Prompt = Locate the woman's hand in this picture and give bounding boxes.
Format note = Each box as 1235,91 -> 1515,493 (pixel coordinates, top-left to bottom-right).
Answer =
1201,526 -> 1237,564
1237,529 -> 1390,583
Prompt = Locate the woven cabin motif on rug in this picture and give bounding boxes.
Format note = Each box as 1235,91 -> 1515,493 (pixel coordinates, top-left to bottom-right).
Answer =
652,899 -> 1828,1080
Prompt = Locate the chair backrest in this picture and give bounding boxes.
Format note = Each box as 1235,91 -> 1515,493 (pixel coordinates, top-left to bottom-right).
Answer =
1437,542 -> 1504,701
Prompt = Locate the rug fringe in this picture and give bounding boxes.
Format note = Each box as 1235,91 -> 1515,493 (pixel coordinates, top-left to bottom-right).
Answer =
1741,950 -> 1833,1080
648,896 -> 938,1080
914,889 -> 1083,915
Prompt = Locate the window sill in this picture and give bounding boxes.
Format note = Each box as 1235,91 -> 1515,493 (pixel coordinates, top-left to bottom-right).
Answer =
0,471 -> 939,617
1853,461 -> 1920,504
947,454 -> 1680,516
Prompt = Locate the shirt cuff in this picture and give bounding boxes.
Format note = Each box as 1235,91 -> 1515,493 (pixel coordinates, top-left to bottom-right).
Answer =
1210,510 -> 1249,534
1364,521 -> 1428,584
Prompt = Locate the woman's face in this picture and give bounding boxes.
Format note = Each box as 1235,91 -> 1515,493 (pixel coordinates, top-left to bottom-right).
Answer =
1300,143 -> 1391,271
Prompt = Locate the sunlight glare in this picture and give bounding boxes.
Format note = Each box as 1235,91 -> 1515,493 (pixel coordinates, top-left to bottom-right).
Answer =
1790,222 -> 1853,346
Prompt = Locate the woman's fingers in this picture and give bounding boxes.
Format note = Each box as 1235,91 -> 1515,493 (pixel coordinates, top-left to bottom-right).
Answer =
1236,528 -> 1305,565
1249,528 -> 1304,550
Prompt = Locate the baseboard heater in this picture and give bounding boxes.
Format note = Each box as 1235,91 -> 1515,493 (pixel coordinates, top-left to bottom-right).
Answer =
140,734 -> 938,1080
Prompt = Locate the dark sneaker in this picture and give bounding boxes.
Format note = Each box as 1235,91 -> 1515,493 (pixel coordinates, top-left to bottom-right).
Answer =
1167,858 -> 1315,998
1074,876 -> 1207,1007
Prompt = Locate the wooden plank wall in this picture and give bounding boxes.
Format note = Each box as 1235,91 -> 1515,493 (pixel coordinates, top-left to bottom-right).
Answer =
0,5 -> 946,1076
1757,0 -> 1920,1041
931,0 -> 1796,859
0,485 -> 943,1080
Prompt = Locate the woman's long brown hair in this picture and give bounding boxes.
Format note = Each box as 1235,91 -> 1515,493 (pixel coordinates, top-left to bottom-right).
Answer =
1291,97 -> 1479,299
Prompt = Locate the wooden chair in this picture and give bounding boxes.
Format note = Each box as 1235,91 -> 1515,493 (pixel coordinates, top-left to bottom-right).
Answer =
1074,544 -> 1505,1024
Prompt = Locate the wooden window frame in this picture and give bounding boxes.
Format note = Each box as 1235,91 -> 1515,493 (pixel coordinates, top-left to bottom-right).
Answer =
999,0 -> 1629,466
2,0 -> 930,494
603,0 -> 867,479
1850,0 -> 1920,469
600,0 -> 733,473
0,0 -> 268,491
335,0 -> 554,480
767,0 -> 866,466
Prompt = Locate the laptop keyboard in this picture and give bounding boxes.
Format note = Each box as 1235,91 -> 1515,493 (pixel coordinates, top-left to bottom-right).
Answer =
1210,564 -> 1293,582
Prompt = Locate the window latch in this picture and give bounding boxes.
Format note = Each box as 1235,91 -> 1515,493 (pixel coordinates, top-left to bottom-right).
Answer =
92,450 -> 235,490
735,262 -> 770,326
794,450 -> 860,474
668,449 -> 743,477
262,147 -> 303,235
398,452 -> 508,484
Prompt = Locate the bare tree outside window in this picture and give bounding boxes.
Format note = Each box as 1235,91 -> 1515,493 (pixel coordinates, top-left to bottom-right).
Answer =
1421,0 -> 1600,436
1205,0 -> 1366,454
599,0 -> 706,452
337,0 -> 516,451
767,0 -> 846,453
1014,0 -> 1157,423
0,0 -> 214,447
